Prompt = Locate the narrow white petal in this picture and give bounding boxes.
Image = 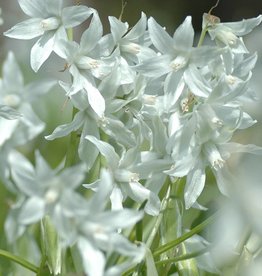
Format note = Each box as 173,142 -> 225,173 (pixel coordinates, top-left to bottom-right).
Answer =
4,18 -> 44,39
30,32 -> 55,72
83,80 -> 105,117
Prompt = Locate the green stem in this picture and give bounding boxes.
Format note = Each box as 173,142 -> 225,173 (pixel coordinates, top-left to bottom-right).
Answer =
197,26 -> 208,47
64,107 -> 79,168
0,249 -> 38,273
153,211 -> 218,257
155,247 -> 209,267
235,227 -> 251,255
146,180 -> 171,248
67,28 -> 73,41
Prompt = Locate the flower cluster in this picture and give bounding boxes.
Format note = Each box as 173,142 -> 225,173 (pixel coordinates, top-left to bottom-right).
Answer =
2,0 -> 262,275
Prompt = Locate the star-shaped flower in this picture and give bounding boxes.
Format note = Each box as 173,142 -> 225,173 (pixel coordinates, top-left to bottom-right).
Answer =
4,0 -> 94,71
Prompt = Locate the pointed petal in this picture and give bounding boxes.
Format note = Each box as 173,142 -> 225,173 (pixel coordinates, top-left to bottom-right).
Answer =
223,15 -> 262,36
89,169 -> 114,211
8,151 -> 38,196
45,111 -> 84,140
85,135 -> 120,170
184,165 -> 206,209
148,17 -> 174,54
183,65 -> 211,97
78,119 -> 100,169
125,12 -> 147,40
23,79 -> 57,101
173,16 -> 194,51
134,54 -> 171,77
3,52 -> 24,90
219,143 -> 262,157
109,16 -> 129,42
59,163 -> 86,189
110,186 -> 124,210
62,5 -> 94,28
4,18 -> 44,39
45,0 -> 63,15
19,197 -> 45,224
30,32 -> 55,72
77,237 -> 105,276
80,12 -> 103,53
83,79 -> 105,117
18,0 -> 48,17
96,209 -> 143,229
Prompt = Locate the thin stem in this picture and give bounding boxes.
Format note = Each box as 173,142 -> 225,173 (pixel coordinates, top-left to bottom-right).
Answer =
67,28 -> 73,41
155,247 -> 209,267
153,211 -> 218,257
0,249 -> 38,273
136,201 -> 146,242
119,0 -> 127,20
146,182 -> 171,248
235,227 -> 251,255
208,0 -> 220,15
64,27 -> 79,168
64,107 -> 79,168
197,26 -> 208,47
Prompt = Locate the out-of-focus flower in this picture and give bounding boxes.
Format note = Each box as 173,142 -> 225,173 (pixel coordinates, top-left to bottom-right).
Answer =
0,52 -> 55,189
0,7 -> 4,25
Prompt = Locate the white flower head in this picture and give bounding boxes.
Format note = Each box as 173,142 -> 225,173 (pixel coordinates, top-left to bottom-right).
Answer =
4,0 -> 95,72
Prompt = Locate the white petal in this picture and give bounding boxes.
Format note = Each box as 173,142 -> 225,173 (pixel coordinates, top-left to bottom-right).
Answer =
19,197 -> 45,224
83,80 -> 105,117
62,6 -> 94,28
109,16 -> 128,42
184,166 -> 206,209
30,32 -> 55,72
85,135 -> 120,170
18,0 -> 48,17
80,12 -> 103,53
77,237 -> 105,276
148,17 -> 174,55
173,16 -> 194,51
4,18 -> 44,39
45,111 -> 84,140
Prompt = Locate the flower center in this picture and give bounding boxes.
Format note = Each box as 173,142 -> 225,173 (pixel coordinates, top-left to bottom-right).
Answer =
217,29 -> 238,46
121,42 -> 141,54
76,56 -> 99,70
45,188 -> 59,204
3,94 -> 21,108
41,17 -> 60,31
226,75 -> 237,85
170,56 -> 187,72
203,142 -> 225,170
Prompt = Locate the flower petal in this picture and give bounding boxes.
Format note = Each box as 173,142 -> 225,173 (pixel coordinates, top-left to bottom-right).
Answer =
148,17 -> 174,55
85,135 -> 120,170
18,0 -> 48,17
184,165 -> 206,209
83,79 -> 105,117
30,31 -> 55,72
19,197 -> 45,224
77,237 -> 105,276
80,12 -> 103,53
45,111 -> 84,140
62,5 -> 94,28
4,18 -> 44,39
173,16 -> 194,51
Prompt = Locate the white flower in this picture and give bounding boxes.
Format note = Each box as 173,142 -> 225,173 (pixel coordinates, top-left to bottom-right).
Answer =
4,0 -> 94,71
203,13 -> 262,53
